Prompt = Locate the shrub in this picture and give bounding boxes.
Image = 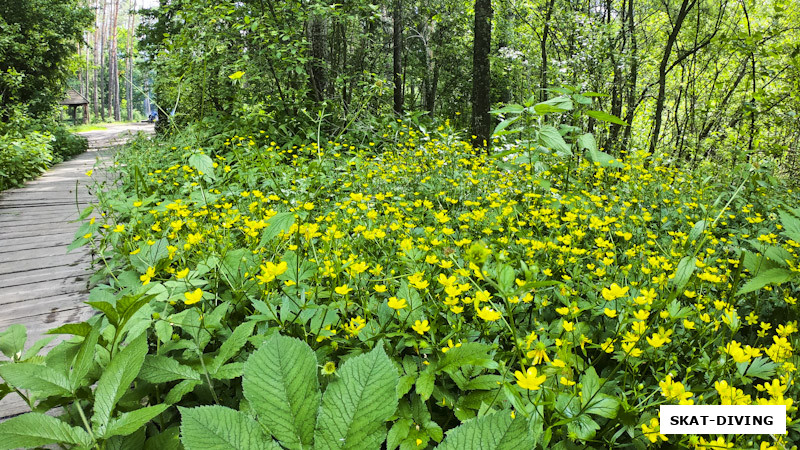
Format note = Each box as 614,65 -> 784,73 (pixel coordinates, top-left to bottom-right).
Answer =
0,130 -> 53,190
50,125 -> 88,162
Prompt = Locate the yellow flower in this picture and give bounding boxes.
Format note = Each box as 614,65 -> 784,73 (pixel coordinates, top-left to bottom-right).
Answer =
85,169 -> 93,177
412,320 -> 430,335
113,224 -> 125,233
562,320 -> 575,332
387,297 -> 408,310
514,366 -> 546,390
601,283 -> 629,301
334,284 -> 353,295
603,308 -> 617,318
176,268 -> 190,279
303,202 -> 314,210
560,376 -> 576,386
184,288 -> 203,305
139,266 -> 156,285
641,417 -> 667,443
476,306 -> 501,322
374,284 -> 387,293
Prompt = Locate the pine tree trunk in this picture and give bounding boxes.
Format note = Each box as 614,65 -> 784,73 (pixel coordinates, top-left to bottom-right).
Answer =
110,0 -> 121,121
99,0 -> 108,121
126,0 -> 136,121
471,0 -> 492,151
392,0 -> 403,115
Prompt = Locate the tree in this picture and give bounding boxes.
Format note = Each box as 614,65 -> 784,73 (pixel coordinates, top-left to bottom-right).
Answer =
0,0 -> 92,118
471,0 -> 492,151
393,0 -> 404,115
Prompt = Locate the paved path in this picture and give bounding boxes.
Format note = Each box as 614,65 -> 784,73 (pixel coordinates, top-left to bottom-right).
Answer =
0,122 -> 154,419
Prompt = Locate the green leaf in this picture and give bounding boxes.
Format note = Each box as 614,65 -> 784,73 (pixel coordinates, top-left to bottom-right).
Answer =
315,345 -> 399,449
70,324 -> 99,390
538,125 -> 571,157
87,301 -> 120,326
179,406 -> 278,450
165,379 -> 201,404
415,371 -> 435,401
243,334 -> 319,449
139,355 -> 201,383
436,410 -> 533,450
188,154 -> 215,180
259,212 -> 296,246
104,404 -> 169,438
584,110 -> 628,125
566,414 -> 600,440
584,394 -> 620,419
671,256 -> 696,292
0,324 -> 26,359
0,363 -> 72,397
490,104 -> 524,114
93,333 -> 148,434
211,321 -> 256,374
533,96 -> 573,115
21,336 -> 55,360
737,268 -> 795,295
0,413 -> 92,449
740,357 -> 778,380
46,322 -> 92,337
580,367 -> 600,401
492,116 -> 521,136
436,342 -> 498,373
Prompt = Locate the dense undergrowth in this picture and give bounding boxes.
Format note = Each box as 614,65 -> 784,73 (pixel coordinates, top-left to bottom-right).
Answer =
1,108 -> 799,449
0,112 -> 88,191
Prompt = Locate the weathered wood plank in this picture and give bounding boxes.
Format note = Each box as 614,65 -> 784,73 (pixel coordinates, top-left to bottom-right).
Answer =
0,265 -> 88,288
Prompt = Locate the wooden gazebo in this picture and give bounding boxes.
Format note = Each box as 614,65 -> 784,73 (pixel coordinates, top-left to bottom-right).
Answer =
59,89 -> 89,125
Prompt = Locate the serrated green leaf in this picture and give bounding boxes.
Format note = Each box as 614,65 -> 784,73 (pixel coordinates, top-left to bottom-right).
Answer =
70,324 -> 99,390
179,406 -> 278,450
415,371 -> 435,401
580,367 -> 600,402
145,426 -> 181,450
0,324 -> 26,359
243,334 -> 319,449
538,125 -> 571,157
211,321 -> 256,374
139,355 -> 200,383
165,379 -> 201,404
87,301 -> 120,325
0,412 -> 93,449
0,363 -> 72,397
436,342 -> 498,373
188,154 -> 215,180
259,212 -> 295,246
93,333 -> 148,433
566,414 -> 600,440
21,336 -> 56,361
213,362 -> 244,380
584,110 -> 628,125
315,345 -> 399,450
436,410 -> 533,450
46,322 -> 91,337
397,375 -> 415,398
104,404 -> 169,438
737,268 -> 795,295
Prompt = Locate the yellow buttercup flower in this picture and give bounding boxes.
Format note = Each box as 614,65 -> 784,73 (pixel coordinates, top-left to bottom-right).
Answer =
476,306 -> 501,322
334,284 -> 353,295
412,320 -> 430,335
184,288 -> 203,305
514,366 -> 546,390
601,283 -> 629,301
387,297 -> 407,310
176,268 -> 190,279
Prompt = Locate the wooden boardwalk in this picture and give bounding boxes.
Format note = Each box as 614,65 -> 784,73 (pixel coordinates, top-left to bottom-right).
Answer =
0,122 -> 154,419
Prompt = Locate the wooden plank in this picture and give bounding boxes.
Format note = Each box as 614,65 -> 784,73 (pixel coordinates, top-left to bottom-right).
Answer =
0,265 -> 88,288
0,281 -> 89,306
0,248 -> 90,275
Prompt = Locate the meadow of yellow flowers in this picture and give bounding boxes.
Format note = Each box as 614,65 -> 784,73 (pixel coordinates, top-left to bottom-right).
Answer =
71,120 -> 800,448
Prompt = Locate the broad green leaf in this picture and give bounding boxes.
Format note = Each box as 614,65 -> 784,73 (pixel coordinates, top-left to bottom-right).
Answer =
145,426 -> 181,450
139,355 -> 201,383
584,394 -> 620,419
46,322 -> 92,337
87,301 -> 120,326
436,342 -> 498,373
21,336 -> 56,361
688,220 -> 707,244
538,125 -> 571,157
492,116 -> 521,136
179,406 -> 278,450
671,256 -> 696,292
0,412 -> 92,449
566,414 -> 600,440
737,268 -> 795,295
0,324 -> 26,359
584,110 -> 628,125
70,324 -> 99,390
490,104 -> 524,114
165,379 -> 201,404
533,96 -> 573,115
315,345 -> 399,450
0,363 -> 71,397
243,334 -> 319,449
212,362 -> 244,380
105,427 -> 146,450
104,404 -> 169,438
259,212 -> 296,246
93,333 -> 148,433
580,367 -> 600,401
211,321 -> 256,374
576,133 -> 597,153
436,410 -> 533,450
415,371 -> 435,401
188,154 -> 215,179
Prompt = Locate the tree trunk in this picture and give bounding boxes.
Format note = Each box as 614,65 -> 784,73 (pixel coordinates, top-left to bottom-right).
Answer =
110,0 -> 121,121
539,0 -> 554,102
471,0 -> 492,151
309,15 -> 326,102
649,0 -> 696,155
622,0 -> 637,152
126,0 -> 136,121
392,0 -> 403,115
98,0 -> 107,121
